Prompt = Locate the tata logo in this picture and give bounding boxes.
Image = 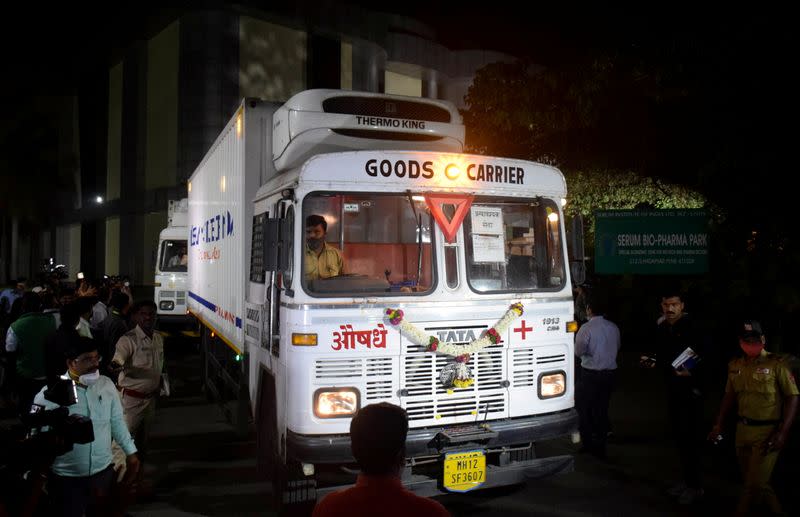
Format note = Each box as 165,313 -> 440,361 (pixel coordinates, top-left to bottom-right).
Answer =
385,102 -> 397,114
436,329 -> 477,343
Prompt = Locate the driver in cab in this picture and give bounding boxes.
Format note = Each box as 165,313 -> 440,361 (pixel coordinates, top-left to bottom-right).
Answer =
305,214 -> 344,281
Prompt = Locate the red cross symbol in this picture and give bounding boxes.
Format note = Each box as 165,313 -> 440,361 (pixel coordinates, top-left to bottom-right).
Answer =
513,320 -> 533,340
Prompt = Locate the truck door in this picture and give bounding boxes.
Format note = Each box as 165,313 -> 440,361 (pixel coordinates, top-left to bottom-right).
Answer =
265,201 -> 293,359
265,200 -> 293,463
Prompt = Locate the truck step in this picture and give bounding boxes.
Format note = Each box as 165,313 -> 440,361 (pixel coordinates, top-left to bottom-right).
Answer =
438,424 -> 498,445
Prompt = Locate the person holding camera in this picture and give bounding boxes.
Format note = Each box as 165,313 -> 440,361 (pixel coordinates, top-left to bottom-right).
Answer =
33,337 -> 139,517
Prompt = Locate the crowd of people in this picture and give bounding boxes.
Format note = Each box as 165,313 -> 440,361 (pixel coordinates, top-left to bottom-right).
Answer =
3,272 -> 798,516
0,275 -> 166,516
315,284 -> 799,517
573,285 -> 799,515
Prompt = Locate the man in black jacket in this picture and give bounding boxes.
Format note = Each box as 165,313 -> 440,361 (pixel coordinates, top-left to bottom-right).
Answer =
648,290 -> 709,504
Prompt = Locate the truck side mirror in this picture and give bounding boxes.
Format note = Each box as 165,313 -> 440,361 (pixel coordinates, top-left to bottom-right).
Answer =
263,217 -> 292,272
568,215 -> 586,286
263,219 -> 282,271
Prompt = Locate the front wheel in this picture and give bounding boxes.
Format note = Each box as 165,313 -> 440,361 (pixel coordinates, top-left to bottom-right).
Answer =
272,461 -> 316,516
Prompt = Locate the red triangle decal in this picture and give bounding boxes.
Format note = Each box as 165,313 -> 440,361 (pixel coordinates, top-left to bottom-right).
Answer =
425,194 -> 474,243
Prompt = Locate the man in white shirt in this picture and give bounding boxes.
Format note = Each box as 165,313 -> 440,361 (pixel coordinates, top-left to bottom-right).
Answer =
574,293 -> 621,459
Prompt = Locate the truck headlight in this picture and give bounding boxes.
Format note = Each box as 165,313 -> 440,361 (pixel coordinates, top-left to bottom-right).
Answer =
538,371 -> 566,399
159,301 -> 175,311
313,388 -> 360,418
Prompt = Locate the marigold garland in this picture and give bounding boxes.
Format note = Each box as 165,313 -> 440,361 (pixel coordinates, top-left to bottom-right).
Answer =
384,303 -> 524,388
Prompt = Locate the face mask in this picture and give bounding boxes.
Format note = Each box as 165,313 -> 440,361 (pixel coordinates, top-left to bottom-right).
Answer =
79,370 -> 101,386
740,342 -> 764,358
307,237 -> 323,250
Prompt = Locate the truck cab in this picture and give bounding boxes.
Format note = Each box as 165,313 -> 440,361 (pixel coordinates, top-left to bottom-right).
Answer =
188,90 -> 580,509
155,198 -> 190,323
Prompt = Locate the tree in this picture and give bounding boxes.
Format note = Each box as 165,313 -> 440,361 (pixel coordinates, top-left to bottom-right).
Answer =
563,169 -> 709,238
461,45 -> 799,350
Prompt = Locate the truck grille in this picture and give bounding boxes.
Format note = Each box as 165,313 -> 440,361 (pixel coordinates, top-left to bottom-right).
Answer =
366,357 -> 393,401
315,358 -> 363,379
512,349 -> 567,387
401,324 -> 507,425
314,358 -> 395,402
405,392 -> 506,422
313,344 -> 568,427
158,290 -> 186,306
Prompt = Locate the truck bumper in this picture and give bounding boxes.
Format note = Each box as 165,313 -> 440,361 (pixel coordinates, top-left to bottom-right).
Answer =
287,408 -> 578,464
155,315 -> 198,337
156,313 -> 194,325
315,454 -> 574,499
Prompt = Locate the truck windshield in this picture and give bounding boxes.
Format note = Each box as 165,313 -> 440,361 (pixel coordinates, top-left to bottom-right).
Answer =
159,240 -> 188,273
463,198 -> 565,292
303,193 -> 435,295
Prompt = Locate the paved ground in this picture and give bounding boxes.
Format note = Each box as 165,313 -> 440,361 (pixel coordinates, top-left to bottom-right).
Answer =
128,340 -> 800,516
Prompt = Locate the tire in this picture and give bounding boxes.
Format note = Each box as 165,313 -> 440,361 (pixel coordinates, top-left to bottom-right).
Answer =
256,373 -> 278,480
256,374 -> 316,514
272,461 -> 316,516
200,326 -> 215,402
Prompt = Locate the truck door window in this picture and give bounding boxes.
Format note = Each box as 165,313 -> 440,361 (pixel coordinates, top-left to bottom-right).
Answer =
281,205 -> 295,289
303,193 -> 436,296
160,240 -> 188,272
464,198 -> 565,292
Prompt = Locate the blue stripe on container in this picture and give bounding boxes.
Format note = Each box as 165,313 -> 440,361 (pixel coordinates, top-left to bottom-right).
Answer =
188,291 -> 242,329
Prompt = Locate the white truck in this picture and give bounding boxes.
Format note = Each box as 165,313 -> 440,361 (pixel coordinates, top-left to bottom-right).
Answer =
154,198 -> 190,322
188,90 -> 582,508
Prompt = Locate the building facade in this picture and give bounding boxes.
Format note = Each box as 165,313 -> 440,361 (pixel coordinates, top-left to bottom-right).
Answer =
9,6 -> 513,286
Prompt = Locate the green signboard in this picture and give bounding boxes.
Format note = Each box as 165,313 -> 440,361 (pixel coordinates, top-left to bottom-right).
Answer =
594,209 -> 709,274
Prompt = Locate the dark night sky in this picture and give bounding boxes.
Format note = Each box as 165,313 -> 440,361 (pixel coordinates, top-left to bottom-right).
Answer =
0,4 -> 796,217
3,5 -> 773,97
0,5 -> 788,103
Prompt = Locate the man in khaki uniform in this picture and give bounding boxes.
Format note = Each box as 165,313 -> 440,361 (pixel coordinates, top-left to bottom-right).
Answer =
709,320 -> 798,515
305,214 -> 344,282
112,301 -> 164,458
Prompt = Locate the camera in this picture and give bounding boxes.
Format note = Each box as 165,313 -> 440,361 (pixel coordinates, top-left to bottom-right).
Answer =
1,378 -> 94,476
1,379 -> 95,517
24,405 -> 94,453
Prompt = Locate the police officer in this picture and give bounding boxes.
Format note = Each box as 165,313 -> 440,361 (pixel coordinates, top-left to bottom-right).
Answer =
708,320 -> 799,516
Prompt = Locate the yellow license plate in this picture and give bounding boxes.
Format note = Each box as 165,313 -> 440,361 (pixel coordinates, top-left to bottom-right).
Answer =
443,450 -> 486,492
